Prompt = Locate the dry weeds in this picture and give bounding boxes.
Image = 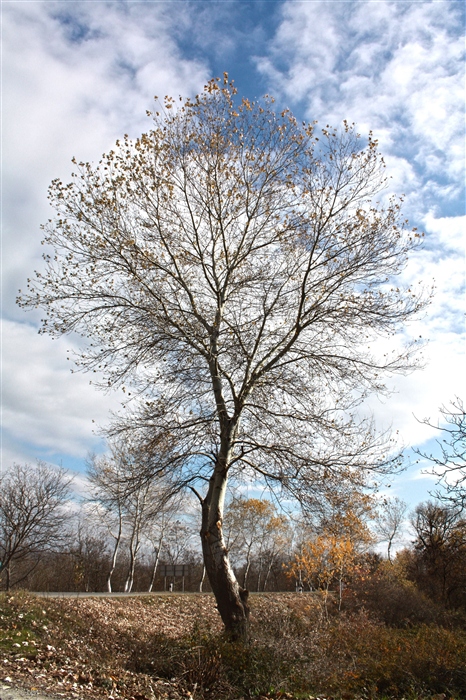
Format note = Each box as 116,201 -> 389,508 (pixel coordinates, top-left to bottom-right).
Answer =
1,592 -> 465,700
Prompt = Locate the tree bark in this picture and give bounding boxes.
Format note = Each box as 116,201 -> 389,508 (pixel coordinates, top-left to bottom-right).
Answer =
148,515 -> 168,593
242,550 -> 252,589
106,528 -> 121,593
200,466 -> 250,641
387,535 -> 394,563
199,565 -> 206,593
124,531 -> 140,593
5,563 -> 11,591
148,544 -> 162,592
262,555 -> 275,591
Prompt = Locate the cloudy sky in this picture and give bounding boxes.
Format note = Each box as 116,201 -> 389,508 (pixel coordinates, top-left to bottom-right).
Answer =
2,0 -> 465,508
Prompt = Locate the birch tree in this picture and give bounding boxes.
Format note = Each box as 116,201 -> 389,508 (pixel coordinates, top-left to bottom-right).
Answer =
145,502 -> 181,593
224,497 -> 291,590
20,75 -> 428,638
87,449 -> 128,592
375,496 -> 408,561
87,443 -> 172,592
122,482 -> 149,593
288,534 -> 357,615
256,512 -> 292,592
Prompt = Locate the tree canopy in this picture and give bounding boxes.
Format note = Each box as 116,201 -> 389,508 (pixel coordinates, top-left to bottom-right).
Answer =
0,462 -> 72,590
20,75 -> 428,637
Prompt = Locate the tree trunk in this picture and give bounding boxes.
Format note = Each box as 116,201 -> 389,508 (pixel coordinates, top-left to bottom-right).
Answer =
5,562 -> 11,591
106,529 -> 121,593
124,536 -> 138,593
200,467 -> 250,641
256,556 -> 264,592
201,361 -> 250,639
124,502 -> 144,593
262,556 -> 275,591
242,551 -> 252,589
148,545 -> 161,593
199,565 -> 206,592
148,515 -> 167,592
387,535 -> 394,563
124,566 -> 134,592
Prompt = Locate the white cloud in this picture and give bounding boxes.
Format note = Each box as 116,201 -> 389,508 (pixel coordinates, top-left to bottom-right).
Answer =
2,320 -> 120,460
256,0 -> 465,454
3,2 -> 208,318
424,213 -> 465,253
70,472 -> 93,501
256,0 -> 465,210
366,332 -> 464,445
3,2 -> 210,466
362,215 -> 465,452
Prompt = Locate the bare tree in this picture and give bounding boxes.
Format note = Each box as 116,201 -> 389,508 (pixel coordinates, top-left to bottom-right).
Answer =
161,520 -> 194,566
411,500 -> 466,607
0,462 -> 72,590
145,510 -> 170,593
224,498 -> 271,588
20,76 -> 428,638
87,449 -> 128,592
145,493 -> 184,592
256,513 -> 292,592
122,483 -> 149,593
69,516 -> 111,592
415,398 -> 466,509
87,443 -> 172,592
375,496 -> 408,561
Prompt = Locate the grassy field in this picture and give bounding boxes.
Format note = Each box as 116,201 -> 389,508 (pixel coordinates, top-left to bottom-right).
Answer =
1,591 -> 465,700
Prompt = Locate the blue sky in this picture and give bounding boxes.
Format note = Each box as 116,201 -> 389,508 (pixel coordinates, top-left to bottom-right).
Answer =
2,0 -> 465,510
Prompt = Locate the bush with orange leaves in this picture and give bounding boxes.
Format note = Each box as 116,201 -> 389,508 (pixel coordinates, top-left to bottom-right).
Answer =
287,534 -> 357,613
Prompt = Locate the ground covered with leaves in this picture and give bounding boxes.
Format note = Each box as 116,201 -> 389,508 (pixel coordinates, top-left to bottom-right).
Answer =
0,592 -> 465,700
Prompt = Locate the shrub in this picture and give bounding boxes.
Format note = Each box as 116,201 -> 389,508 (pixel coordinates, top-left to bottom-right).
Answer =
342,559 -> 450,627
325,614 -> 466,697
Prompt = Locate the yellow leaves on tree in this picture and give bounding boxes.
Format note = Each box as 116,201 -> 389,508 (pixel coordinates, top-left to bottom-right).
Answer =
287,534 -> 357,614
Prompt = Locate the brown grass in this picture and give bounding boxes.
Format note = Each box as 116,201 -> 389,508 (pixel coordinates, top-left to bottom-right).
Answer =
1,591 -> 465,700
